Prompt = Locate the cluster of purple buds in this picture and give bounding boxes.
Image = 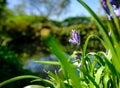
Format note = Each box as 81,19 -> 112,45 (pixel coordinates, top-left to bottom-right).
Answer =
101,0 -> 120,20
69,30 -> 81,45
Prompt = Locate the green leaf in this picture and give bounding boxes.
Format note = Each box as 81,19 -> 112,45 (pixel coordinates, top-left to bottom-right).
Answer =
47,71 -> 66,88
95,66 -> 104,85
80,67 -> 99,88
77,0 -> 120,74
77,0 -> 110,48
0,75 -> 40,87
45,36 -> 81,88
35,61 -> 60,65
103,71 -> 110,88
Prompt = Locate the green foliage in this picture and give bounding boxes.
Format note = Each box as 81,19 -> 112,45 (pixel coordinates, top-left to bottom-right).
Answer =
4,0 -> 119,88
31,32 -> 120,88
2,1 -> 120,87
0,0 -> 7,14
0,15 -> 106,59
62,16 -> 91,26
0,44 -> 39,88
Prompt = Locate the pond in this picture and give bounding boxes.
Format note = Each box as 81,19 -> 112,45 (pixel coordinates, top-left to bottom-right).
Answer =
23,54 -> 60,78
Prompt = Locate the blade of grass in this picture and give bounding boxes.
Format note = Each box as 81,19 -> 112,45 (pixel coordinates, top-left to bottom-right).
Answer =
95,66 -> 104,85
35,61 -> 60,65
107,1 -> 120,34
77,0 -> 120,73
103,71 -> 110,88
80,67 -> 99,88
82,34 -> 107,74
106,2 -> 120,63
45,36 -> 81,88
107,19 -> 118,43
97,51 -> 117,75
82,34 -> 108,58
0,75 -> 40,87
77,0 -> 110,46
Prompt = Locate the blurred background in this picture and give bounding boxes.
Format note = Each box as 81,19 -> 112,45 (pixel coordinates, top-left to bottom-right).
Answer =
0,0 -> 106,87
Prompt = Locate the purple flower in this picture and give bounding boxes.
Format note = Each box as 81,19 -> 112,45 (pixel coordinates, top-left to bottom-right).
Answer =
101,0 -> 110,14
73,55 -> 80,60
69,30 -> 80,45
101,0 -> 120,20
114,7 -> 120,16
109,0 -> 119,9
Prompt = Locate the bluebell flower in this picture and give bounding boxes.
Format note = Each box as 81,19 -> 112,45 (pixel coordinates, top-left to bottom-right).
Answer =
73,55 -> 80,60
101,0 -> 120,20
109,0 -> 119,9
69,30 -> 80,45
101,0 -> 110,14
114,7 -> 120,16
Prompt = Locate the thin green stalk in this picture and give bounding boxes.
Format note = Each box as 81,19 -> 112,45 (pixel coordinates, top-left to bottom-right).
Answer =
107,20 -> 118,48
77,0 -> 110,46
82,34 -> 108,58
107,1 -> 120,36
80,68 -> 99,88
0,75 -> 40,87
106,1 -> 120,75
82,34 -> 107,75
35,61 -> 60,65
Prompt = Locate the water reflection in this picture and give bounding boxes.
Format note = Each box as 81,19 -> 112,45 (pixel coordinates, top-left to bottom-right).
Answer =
23,54 -> 59,78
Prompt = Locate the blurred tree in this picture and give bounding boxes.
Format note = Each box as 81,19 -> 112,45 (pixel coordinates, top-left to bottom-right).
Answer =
0,0 -> 14,22
12,1 -> 26,15
11,0 -> 71,18
0,0 -> 7,17
0,0 -> 7,31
